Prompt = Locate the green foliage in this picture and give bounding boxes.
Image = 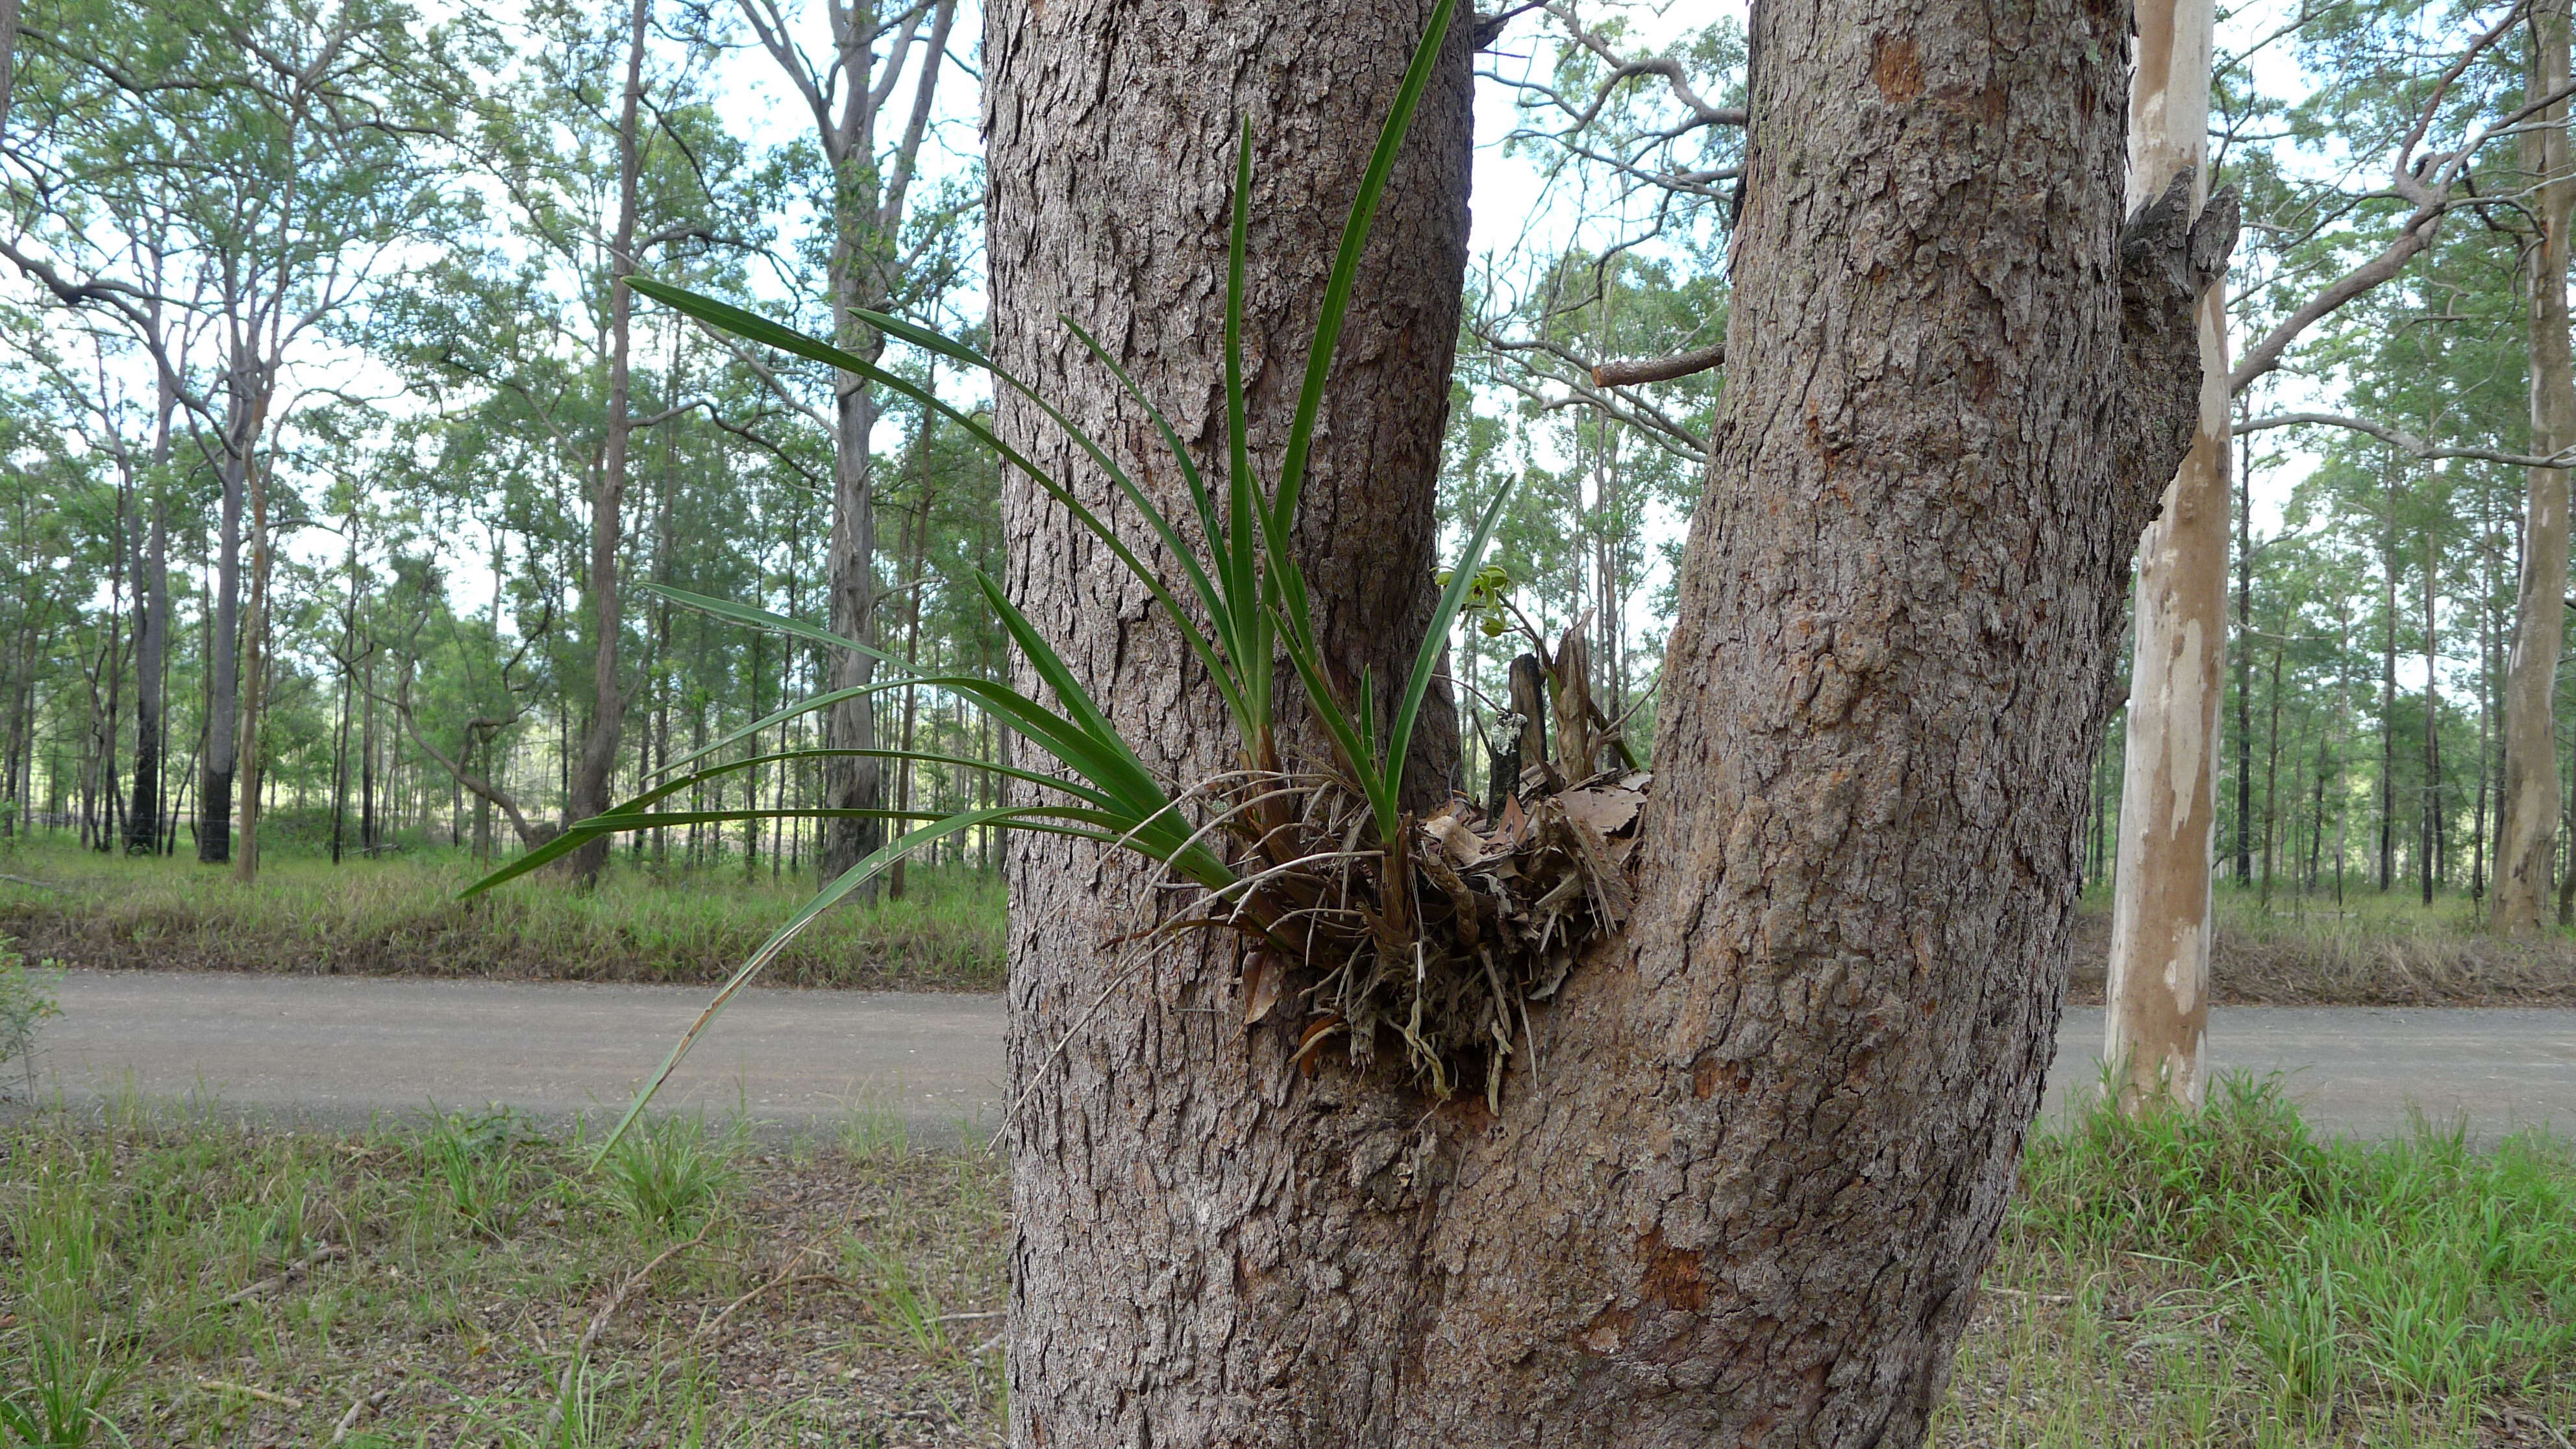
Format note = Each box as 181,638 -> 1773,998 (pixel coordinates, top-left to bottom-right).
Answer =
475,0 -> 1524,1148
419,1106 -> 540,1241
0,940 -> 61,1100
596,1115 -> 734,1235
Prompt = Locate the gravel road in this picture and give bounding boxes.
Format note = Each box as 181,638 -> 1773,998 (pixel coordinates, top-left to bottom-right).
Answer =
28,970 -> 2576,1142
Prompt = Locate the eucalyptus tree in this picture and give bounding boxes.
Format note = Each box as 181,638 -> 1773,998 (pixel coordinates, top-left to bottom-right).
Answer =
382,1 -> 771,867
2500,0 -> 2572,932
723,0 -> 960,879
1,0 -> 460,867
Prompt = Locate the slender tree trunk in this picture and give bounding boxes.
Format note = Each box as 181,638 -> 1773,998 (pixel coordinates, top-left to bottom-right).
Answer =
199,395 -> 254,864
806,0 -> 959,881
2262,642 -> 2284,910
889,441 -> 931,900
2423,528 -> 2440,905
2234,425 -> 2252,884
236,452 -> 273,882
991,0 -> 2223,1441
569,0 -> 650,883
2381,478 -> 2399,891
2105,0 -> 2227,1113
2499,0 -> 2575,934
125,458 -> 169,855
0,0 -> 21,138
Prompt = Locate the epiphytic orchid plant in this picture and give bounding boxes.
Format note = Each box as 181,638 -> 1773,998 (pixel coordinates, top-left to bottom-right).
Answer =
463,0 -> 1604,1150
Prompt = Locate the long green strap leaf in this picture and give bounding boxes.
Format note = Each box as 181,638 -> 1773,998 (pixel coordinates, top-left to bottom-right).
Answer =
632,277 -> 1252,734
1380,475 -> 1518,831
1223,121 -> 1271,740
1267,0 -> 1458,643
591,805 -> 1129,1160
642,583 -> 916,676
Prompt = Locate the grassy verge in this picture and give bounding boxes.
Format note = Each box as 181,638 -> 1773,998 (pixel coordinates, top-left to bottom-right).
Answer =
0,839 -> 1006,991
0,1096 -> 1004,1446
10,834 -> 2575,1006
1938,1074 -> 2576,1446
2068,884 -> 2576,1007
3,1079 -> 2567,1446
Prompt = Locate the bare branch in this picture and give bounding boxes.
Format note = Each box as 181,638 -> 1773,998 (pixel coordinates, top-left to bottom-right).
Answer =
1592,341 -> 1724,388
2236,410 -> 2576,469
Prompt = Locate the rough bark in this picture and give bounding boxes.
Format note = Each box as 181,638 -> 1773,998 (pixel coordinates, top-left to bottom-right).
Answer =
990,0 -> 1468,1439
2497,0 -> 2574,936
993,0 -> 2226,1443
568,0 -> 650,882
2103,0 -> 2227,1115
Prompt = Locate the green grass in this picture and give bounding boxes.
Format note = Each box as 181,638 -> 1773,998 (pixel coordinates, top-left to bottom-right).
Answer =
1,1080 -> 2566,1444
0,837 -> 1006,990
1937,1074 -> 2576,1445
0,1096 -> 1005,1446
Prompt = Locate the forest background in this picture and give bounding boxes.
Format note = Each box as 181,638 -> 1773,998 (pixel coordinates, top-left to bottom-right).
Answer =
0,0 -> 2563,994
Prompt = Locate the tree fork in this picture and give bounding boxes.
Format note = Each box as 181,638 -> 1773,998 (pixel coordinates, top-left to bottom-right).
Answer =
992,0 -> 2227,1442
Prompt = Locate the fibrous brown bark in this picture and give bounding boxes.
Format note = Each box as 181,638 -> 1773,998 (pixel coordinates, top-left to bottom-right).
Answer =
2497,0 -> 2574,936
992,0 -> 2226,1442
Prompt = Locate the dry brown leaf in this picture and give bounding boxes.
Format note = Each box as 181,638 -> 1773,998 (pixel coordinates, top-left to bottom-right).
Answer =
1242,951 -> 1284,1026
1556,786 -> 1642,839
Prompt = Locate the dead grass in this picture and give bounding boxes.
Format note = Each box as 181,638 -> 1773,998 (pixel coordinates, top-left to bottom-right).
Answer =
2068,886 -> 2576,1007
0,838 -> 1005,991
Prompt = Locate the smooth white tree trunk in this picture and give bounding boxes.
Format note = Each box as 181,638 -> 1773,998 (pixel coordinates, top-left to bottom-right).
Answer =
2497,0 -> 2574,936
2105,0 -> 2228,1113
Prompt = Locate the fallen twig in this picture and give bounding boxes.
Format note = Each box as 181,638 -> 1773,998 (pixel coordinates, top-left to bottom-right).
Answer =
329,1387 -> 393,1444
219,1245 -> 346,1306
543,1225 -> 712,1439
195,1379 -> 304,1411
693,1269 -> 852,1343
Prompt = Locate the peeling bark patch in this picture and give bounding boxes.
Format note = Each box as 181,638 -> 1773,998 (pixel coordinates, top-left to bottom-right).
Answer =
1576,1307 -> 1631,1356
1870,34 -> 1922,103
1637,1228 -> 1710,1312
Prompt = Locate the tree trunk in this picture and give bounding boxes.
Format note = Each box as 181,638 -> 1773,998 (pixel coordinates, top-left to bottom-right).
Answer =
797,0 -> 959,882
889,444 -> 930,901
991,0 -> 2223,1441
2233,424 -> 2252,884
199,400 -> 253,864
0,0 -> 21,136
2103,0 -> 2227,1114
2423,528 -> 2441,904
236,450 -> 275,882
2381,473 -> 2399,891
2497,0 -> 2574,935
125,480 -> 169,855
569,0 -> 650,882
